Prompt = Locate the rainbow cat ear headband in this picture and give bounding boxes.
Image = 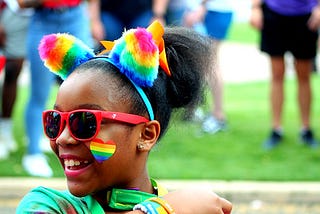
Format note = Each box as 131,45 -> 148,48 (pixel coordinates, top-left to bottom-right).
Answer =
38,33 -> 95,80
100,20 -> 171,85
38,20 -> 171,120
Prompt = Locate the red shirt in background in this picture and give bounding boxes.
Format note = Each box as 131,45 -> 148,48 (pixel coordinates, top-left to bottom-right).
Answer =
43,0 -> 81,9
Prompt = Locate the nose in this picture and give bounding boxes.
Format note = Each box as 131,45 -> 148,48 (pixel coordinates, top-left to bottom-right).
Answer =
55,125 -> 78,146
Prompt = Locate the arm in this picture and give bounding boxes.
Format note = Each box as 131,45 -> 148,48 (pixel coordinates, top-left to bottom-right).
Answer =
162,188 -> 232,214
183,0 -> 207,28
127,188 -> 232,214
87,0 -> 105,42
308,2 -> 320,31
249,0 -> 263,30
0,24 -> 5,48
152,0 -> 169,25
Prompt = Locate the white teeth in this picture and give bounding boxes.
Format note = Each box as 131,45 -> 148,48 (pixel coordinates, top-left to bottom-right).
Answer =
64,159 -> 83,167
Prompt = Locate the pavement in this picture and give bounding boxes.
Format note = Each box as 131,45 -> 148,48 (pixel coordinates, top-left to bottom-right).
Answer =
1,42 -> 320,213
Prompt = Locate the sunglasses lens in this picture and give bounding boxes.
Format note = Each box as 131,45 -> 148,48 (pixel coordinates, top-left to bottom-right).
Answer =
69,111 -> 97,140
44,111 -> 61,139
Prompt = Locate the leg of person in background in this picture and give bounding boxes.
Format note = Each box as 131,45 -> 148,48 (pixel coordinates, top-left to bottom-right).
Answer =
23,10 -> 54,177
0,58 -> 24,152
263,56 -> 285,149
23,4 -> 93,177
23,41 -> 54,177
0,7 -> 29,159
295,58 -> 317,147
201,10 -> 232,134
202,40 -> 227,133
312,57 -> 317,73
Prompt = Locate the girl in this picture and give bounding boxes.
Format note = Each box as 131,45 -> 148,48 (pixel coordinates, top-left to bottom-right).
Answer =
17,21 -> 232,213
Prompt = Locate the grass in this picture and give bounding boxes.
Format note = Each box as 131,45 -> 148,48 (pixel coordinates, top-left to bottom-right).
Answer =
1,22 -> 319,180
148,77 -> 320,181
2,76 -> 320,181
228,21 -> 259,44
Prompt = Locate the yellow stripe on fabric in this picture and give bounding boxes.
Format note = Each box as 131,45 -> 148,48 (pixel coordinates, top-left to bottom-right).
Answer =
91,146 -> 115,153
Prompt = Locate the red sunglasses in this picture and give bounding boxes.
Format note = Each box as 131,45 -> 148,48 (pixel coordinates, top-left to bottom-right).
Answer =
42,109 -> 149,141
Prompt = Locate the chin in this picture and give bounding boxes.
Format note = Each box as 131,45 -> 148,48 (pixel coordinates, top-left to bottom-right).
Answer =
67,181 -> 91,197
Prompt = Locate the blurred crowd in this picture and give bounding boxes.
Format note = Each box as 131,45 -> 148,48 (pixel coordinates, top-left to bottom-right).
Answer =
1,0 -> 319,178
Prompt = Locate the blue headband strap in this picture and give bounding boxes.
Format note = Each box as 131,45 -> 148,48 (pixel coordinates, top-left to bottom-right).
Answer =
94,57 -> 155,120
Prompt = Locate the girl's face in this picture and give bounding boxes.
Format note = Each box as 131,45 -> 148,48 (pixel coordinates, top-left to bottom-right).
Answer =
51,69 -> 147,197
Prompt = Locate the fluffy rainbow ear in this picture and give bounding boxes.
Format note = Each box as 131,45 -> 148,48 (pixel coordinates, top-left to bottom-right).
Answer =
100,20 -> 171,87
38,33 -> 95,80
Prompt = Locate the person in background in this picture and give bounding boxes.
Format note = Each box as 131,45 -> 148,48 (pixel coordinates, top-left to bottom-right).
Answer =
17,0 -> 104,177
250,0 -> 320,149
98,0 -> 169,44
165,0 -> 187,26
17,21 -> 232,214
0,0 -> 32,159
183,0 -> 233,134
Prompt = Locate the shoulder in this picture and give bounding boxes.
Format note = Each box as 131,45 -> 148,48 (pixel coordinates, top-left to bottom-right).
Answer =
16,186 -> 103,214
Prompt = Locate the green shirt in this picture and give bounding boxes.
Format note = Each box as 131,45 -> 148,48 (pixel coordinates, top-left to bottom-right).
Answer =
17,180 -> 168,213
16,186 -> 104,213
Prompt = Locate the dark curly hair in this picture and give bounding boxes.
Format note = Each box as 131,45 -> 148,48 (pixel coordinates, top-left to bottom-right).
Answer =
78,26 -> 213,139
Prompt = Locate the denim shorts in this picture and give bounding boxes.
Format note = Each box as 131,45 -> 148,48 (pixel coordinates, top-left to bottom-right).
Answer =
204,10 -> 233,40
0,7 -> 30,58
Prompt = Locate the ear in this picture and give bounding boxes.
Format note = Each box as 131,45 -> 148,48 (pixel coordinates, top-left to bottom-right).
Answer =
138,120 -> 161,151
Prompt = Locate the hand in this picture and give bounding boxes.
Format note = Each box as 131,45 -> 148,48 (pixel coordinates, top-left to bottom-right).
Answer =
91,19 -> 105,42
308,5 -> 320,31
163,188 -> 232,214
250,7 -> 263,30
183,5 -> 206,28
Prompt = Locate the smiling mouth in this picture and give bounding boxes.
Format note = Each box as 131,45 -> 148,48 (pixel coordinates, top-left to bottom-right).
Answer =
64,159 -> 90,170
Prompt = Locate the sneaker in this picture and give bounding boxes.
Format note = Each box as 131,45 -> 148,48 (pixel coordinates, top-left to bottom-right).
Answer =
0,142 -> 9,160
263,130 -> 283,150
202,116 -> 226,134
300,129 -> 318,148
193,108 -> 205,122
0,119 -> 17,152
0,131 -> 17,152
22,154 -> 53,177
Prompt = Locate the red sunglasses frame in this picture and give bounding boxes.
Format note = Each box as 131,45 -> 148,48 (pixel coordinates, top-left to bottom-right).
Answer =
42,109 -> 149,141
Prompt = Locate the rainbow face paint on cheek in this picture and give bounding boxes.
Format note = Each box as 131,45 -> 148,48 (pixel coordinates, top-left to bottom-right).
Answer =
90,138 -> 116,163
